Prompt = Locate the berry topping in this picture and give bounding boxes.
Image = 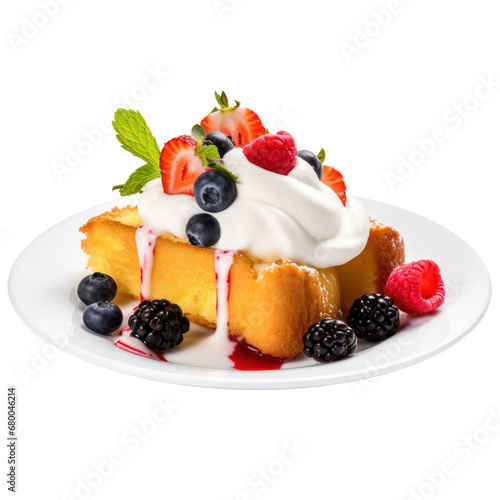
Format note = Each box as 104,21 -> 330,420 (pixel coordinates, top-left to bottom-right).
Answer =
200,91 -> 266,148
346,293 -> 400,343
83,301 -> 123,335
194,170 -> 237,213
297,150 -> 323,180
385,260 -> 445,314
77,272 -> 117,306
160,135 -> 206,196
242,131 -> 297,176
204,131 -> 235,158
185,213 -> 221,247
303,319 -> 357,362
129,299 -> 190,352
321,165 -> 347,206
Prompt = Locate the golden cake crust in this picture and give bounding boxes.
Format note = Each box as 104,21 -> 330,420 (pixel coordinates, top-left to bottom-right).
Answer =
336,217 -> 405,313
80,206 -> 405,358
367,218 -> 405,291
80,206 -> 342,359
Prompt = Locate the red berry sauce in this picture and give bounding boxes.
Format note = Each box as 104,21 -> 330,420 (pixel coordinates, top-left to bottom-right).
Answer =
229,339 -> 284,371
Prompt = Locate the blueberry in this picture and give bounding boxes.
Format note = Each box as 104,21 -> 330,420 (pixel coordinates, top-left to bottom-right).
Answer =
194,170 -> 237,213
83,301 -> 123,335
297,150 -> 323,180
185,213 -> 221,247
77,272 -> 117,305
204,131 -> 235,158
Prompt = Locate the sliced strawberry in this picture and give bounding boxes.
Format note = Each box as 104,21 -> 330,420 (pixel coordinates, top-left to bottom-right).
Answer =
322,165 -> 347,206
200,92 -> 265,148
160,135 -> 205,196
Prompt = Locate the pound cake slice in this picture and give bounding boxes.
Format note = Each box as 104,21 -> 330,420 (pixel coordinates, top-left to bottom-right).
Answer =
337,219 -> 405,314
80,205 -> 342,359
80,206 -> 404,359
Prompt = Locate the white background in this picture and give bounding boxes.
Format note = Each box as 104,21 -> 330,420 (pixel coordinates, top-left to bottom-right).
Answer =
1,0 -> 499,499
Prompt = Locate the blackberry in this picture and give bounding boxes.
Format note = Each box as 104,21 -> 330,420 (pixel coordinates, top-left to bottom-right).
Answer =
128,299 -> 190,352
346,293 -> 400,342
303,318 -> 357,362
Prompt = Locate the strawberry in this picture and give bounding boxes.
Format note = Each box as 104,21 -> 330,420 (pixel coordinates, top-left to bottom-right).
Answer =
200,91 -> 266,148
160,135 -> 205,196
322,165 -> 347,206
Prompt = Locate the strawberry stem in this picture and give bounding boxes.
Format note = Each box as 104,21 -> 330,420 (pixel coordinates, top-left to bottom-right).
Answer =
215,90 -> 241,113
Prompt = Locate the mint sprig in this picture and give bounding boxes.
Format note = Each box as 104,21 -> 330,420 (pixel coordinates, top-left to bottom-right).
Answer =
112,109 -> 162,196
191,124 -> 206,143
112,164 -> 160,196
208,162 -> 237,179
113,109 -> 161,166
190,125 -> 238,181
111,110 -> 239,196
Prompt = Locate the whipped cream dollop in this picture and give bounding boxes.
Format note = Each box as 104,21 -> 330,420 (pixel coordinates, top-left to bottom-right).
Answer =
138,149 -> 370,268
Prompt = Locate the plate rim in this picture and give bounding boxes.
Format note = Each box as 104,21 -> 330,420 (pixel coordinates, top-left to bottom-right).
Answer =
8,197 -> 492,390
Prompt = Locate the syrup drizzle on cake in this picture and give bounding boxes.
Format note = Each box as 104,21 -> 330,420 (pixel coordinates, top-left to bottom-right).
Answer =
214,250 -> 234,343
114,229 -> 283,370
135,223 -> 163,301
115,336 -> 167,361
114,312 -> 168,361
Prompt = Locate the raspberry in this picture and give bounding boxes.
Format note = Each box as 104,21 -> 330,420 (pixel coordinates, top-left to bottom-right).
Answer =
385,260 -> 445,314
242,130 -> 297,175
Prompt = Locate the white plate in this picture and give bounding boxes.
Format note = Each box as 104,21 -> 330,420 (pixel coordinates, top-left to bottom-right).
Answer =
8,198 -> 491,389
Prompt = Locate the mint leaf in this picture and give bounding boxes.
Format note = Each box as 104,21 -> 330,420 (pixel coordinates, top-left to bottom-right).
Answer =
112,109 -> 162,197
191,124 -> 206,145
194,143 -> 238,181
317,148 -> 326,164
112,109 -> 161,167
198,144 -> 220,161
208,162 -> 238,182
113,163 -> 160,196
